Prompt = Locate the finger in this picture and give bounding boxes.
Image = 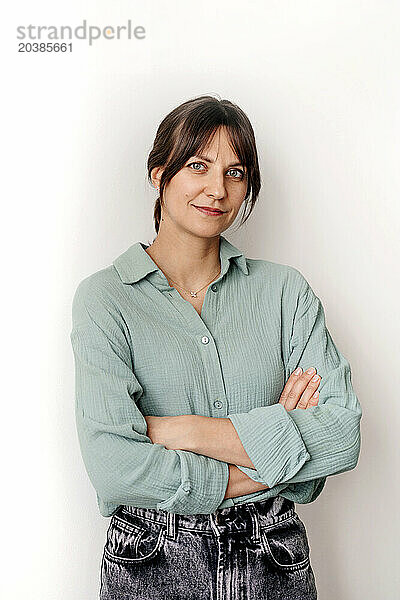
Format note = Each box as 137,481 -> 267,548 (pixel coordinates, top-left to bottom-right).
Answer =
284,369 -> 320,411
279,367 -> 303,409
296,374 -> 321,409
306,390 -> 320,408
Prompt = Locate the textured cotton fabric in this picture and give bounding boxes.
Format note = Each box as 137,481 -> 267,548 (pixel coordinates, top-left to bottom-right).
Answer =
70,235 -> 362,518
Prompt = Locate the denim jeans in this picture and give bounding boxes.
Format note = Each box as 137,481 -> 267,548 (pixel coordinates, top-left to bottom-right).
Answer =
99,495 -> 318,599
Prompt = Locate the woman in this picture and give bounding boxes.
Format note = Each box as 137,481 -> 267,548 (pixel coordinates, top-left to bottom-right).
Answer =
70,95 -> 362,599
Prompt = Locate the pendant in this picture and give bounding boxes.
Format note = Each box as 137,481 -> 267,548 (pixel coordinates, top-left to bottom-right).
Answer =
190,291 -> 197,298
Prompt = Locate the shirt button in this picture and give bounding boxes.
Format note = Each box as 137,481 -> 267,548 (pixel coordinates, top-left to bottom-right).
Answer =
211,284 -> 218,292
214,400 -> 223,409
201,336 -> 210,344
182,482 -> 190,494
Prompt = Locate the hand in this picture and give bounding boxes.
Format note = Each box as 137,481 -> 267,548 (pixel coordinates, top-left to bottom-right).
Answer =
279,367 -> 321,411
144,415 -> 196,450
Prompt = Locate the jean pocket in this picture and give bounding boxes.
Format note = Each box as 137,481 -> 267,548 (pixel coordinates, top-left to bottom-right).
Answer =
261,514 -> 311,572
104,511 -> 166,565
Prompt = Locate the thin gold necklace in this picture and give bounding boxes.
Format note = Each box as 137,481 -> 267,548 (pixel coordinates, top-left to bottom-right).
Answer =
166,266 -> 221,298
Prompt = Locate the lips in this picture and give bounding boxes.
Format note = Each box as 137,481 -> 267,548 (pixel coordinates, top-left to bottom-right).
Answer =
193,205 -> 225,215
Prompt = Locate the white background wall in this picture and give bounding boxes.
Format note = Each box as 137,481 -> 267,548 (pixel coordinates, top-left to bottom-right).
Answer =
3,1 -> 399,598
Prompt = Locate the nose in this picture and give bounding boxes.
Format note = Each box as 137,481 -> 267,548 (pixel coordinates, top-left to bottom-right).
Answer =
204,171 -> 226,199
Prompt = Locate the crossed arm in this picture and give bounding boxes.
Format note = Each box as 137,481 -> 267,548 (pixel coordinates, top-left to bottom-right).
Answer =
143,364 -> 324,489
145,414 -> 252,466
143,364 -> 322,465
141,276 -> 363,507
144,414 -> 270,500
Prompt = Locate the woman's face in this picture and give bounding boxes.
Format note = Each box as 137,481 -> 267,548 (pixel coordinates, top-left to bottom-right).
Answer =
152,126 -> 248,238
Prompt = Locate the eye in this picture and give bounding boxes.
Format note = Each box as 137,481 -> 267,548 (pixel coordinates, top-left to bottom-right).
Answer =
187,161 -> 206,172
227,168 -> 245,180
187,161 -> 245,180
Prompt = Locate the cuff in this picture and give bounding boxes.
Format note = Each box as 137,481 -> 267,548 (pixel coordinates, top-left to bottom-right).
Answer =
235,465 -> 267,483
156,449 -> 229,515
227,403 -> 311,488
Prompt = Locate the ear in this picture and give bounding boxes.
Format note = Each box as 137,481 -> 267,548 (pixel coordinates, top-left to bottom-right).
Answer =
151,166 -> 164,189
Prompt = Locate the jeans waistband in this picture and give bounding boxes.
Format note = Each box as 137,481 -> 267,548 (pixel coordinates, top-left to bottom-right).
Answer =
115,496 -> 295,542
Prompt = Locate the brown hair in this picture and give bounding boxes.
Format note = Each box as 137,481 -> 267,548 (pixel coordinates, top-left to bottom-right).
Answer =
147,94 -> 262,234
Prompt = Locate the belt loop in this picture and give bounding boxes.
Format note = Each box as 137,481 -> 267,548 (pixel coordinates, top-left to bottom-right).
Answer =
246,503 -> 261,544
166,512 -> 177,540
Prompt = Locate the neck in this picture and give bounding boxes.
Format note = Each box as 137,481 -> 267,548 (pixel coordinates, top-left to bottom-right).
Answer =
145,229 -> 222,289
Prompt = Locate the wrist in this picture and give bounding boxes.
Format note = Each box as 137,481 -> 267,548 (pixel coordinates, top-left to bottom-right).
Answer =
227,465 -> 270,498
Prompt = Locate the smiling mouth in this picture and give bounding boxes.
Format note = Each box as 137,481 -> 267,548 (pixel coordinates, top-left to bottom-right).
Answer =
192,205 -> 226,215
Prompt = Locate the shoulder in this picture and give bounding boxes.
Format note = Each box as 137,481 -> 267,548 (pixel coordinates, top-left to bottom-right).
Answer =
71,264 -> 127,329
246,257 -> 311,295
245,256 -> 318,318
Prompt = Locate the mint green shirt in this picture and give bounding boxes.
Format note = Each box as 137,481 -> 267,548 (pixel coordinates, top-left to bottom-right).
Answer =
70,235 -> 362,517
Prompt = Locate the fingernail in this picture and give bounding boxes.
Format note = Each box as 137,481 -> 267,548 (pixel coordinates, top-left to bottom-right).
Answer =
311,375 -> 319,382
294,367 -> 302,375
306,367 -> 316,374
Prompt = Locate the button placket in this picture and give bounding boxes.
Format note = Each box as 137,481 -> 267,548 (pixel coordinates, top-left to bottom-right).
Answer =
198,330 -> 229,416
160,276 -> 228,417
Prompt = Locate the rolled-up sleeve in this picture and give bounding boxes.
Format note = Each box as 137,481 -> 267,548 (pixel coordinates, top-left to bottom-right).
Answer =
227,270 -> 362,489
71,280 -> 229,515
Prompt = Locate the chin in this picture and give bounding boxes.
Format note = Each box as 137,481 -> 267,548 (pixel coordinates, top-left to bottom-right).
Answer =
188,226 -> 226,239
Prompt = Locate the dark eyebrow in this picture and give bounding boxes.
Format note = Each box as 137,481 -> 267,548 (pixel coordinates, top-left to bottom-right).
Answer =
191,154 -> 245,169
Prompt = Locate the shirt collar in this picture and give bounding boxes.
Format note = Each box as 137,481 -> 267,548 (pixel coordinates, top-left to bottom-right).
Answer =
112,235 -> 249,285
